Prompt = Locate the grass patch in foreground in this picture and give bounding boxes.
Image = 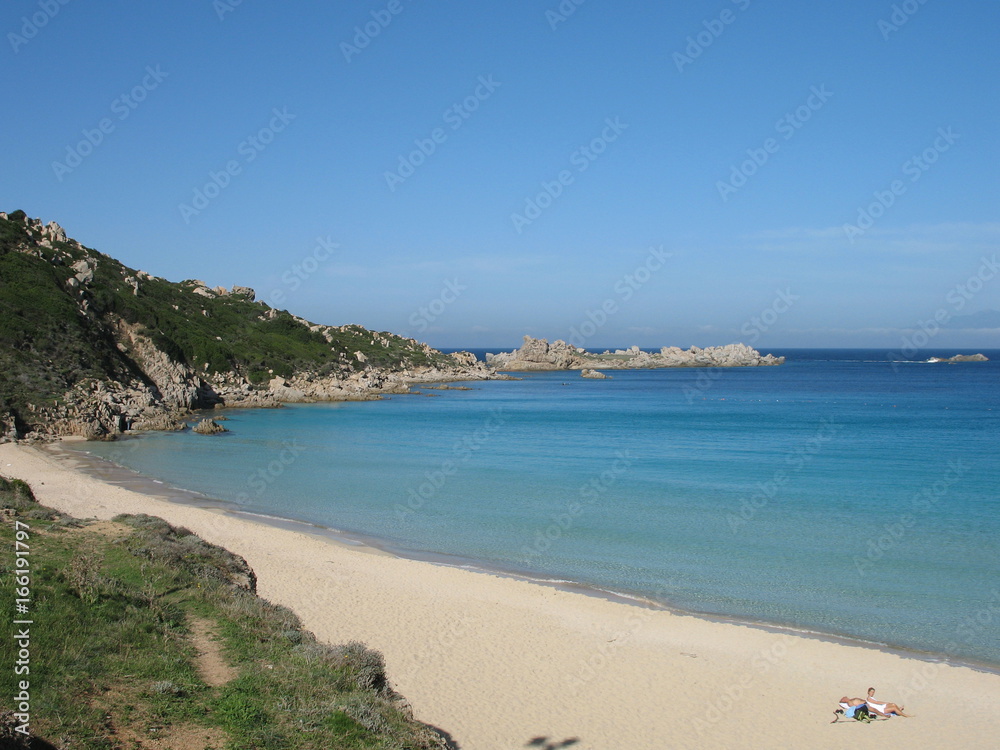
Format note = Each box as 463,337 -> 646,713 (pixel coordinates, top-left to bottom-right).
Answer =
0,475 -> 446,749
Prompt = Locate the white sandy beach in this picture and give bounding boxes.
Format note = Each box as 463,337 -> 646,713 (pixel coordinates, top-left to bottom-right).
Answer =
3,440 -> 999,749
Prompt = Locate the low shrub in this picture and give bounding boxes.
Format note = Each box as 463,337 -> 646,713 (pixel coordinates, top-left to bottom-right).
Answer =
113,513 -> 257,592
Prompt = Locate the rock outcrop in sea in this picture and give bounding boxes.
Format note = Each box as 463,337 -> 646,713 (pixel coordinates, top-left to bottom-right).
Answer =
486,336 -> 784,371
928,353 -> 989,363
192,418 -> 228,435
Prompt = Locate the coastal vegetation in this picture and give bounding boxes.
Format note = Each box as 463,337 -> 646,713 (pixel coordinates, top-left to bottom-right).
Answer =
0,211 -> 479,439
0,475 -> 447,749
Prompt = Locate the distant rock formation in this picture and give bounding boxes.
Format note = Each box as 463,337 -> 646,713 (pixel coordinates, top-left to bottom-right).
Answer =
581,369 -> 609,379
928,353 -> 989,363
486,336 -> 784,371
490,336 -> 581,369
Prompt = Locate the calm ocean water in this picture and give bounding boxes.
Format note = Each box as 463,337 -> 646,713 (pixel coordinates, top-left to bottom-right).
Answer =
69,349 -> 1000,667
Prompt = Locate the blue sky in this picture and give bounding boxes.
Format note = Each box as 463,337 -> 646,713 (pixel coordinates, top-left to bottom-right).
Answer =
3,0 -> 999,351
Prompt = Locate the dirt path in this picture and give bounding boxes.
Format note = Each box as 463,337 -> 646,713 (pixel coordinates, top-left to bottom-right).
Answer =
189,617 -> 237,688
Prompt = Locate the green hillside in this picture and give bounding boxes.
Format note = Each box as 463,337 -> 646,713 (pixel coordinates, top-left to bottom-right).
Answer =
0,211 -> 455,436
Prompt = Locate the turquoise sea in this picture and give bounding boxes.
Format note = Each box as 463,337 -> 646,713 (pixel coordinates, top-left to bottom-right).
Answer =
68,349 -> 1000,668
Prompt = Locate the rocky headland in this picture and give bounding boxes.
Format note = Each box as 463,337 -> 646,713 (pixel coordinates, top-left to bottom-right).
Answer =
486,336 -> 784,371
1,211 -> 791,442
0,211 -> 493,441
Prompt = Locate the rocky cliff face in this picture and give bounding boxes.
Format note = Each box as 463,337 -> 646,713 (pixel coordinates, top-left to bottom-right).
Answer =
486,336 -> 784,370
0,211 -> 492,441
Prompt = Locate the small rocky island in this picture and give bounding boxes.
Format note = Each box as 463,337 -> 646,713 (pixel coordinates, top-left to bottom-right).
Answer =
486,336 -> 784,371
192,418 -> 229,435
928,354 -> 989,363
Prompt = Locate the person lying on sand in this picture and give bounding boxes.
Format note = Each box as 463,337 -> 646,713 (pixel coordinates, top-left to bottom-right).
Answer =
865,686 -> 910,717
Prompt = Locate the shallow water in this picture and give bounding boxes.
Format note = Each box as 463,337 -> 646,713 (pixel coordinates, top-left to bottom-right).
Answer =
70,349 -> 1000,667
